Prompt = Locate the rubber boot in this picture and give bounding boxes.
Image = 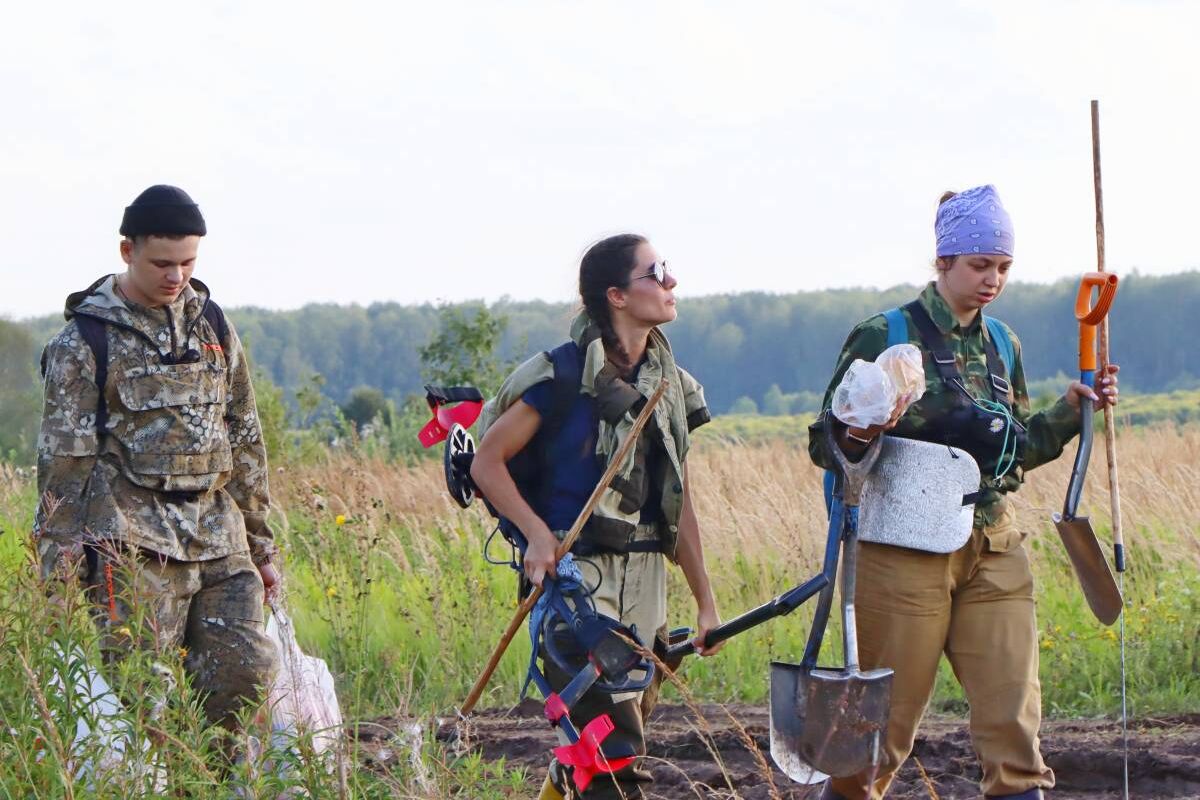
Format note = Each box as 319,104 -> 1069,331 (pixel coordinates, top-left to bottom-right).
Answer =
537,773 -> 566,800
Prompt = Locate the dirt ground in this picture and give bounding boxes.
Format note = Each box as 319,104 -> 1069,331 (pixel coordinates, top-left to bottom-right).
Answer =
362,701 -> 1200,799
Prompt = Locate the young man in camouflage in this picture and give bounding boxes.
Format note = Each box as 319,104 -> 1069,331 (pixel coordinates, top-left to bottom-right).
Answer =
809,185 -> 1119,800
35,185 -> 279,732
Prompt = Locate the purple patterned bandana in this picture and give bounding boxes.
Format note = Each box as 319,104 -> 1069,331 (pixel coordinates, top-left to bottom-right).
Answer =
934,184 -> 1014,258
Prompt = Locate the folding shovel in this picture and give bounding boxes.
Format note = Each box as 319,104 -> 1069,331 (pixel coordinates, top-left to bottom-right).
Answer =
770,419 -> 893,784
1051,272 -> 1123,626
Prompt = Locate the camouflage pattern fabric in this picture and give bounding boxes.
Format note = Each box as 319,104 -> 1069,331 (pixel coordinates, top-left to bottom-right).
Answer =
478,312 -> 711,558
809,282 -> 1082,527
86,545 -> 277,729
35,275 -> 275,577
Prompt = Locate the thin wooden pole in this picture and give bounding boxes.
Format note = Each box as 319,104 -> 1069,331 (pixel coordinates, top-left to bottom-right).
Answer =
1093,98 -> 1130,800
1091,99 -> 1124,571
459,378 -> 669,715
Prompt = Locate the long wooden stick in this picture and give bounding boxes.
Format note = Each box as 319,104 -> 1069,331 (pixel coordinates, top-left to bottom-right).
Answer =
460,378 -> 669,715
1091,99 -> 1125,571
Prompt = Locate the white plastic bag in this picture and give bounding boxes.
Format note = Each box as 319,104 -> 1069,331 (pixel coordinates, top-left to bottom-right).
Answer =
832,359 -> 897,428
876,343 -> 926,407
42,645 -> 167,791
266,603 -> 343,760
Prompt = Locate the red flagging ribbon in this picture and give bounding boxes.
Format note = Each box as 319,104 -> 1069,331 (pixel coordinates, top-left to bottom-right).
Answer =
418,400 -> 483,449
552,714 -> 635,792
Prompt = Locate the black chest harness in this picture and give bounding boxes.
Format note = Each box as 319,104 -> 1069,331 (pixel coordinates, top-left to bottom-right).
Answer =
898,301 -> 1027,487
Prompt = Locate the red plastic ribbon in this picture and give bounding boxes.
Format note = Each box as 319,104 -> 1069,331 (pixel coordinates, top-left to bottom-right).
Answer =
418,399 -> 483,448
552,714 -> 635,792
544,693 -> 570,725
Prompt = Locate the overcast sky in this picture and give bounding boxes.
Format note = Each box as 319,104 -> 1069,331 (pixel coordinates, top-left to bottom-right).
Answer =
3,1 -> 1197,319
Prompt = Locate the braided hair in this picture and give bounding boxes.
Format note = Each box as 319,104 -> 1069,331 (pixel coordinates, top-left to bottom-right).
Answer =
578,233 -> 647,375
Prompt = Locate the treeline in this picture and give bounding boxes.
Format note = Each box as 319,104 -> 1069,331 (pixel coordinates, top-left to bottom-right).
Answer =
8,271 -> 1199,460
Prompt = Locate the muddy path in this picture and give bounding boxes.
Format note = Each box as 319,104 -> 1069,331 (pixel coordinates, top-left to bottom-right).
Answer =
363,702 -> 1200,798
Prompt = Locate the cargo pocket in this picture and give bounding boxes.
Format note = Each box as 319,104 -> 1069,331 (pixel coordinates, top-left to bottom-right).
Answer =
981,503 -> 1026,553
116,362 -> 232,478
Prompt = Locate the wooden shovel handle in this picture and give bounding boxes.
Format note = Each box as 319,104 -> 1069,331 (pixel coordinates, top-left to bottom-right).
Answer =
460,378 -> 669,715
1092,99 -> 1125,562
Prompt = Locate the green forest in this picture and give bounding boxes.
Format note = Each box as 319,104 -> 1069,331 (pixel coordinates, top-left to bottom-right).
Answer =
4,271 -> 1198,464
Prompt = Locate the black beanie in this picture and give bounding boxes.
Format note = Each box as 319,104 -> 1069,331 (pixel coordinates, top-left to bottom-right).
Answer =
119,185 -> 207,237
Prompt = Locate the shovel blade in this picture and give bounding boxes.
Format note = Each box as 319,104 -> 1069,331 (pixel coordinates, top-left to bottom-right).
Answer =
769,662 -> 828,784
798,667 -> 893,778
1052,513 -> 1122,625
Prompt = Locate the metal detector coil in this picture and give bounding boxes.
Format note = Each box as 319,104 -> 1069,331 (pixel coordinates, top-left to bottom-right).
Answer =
444,423 -> 477,508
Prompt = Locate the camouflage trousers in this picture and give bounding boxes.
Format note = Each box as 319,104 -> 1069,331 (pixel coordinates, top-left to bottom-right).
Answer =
86,545 -> 278,730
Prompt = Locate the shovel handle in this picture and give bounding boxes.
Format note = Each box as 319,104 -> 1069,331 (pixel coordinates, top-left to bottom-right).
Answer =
665,574 -> 828,659
1075,272 -> 1119,372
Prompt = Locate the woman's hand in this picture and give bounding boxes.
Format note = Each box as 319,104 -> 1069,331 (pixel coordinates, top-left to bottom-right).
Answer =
1065,364 -> 1120,411
840,391 -> 913,453
522,525 -> 560,589
692,604 -> 725,657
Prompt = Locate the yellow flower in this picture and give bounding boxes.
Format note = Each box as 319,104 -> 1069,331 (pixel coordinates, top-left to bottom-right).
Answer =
335,514 -> 347,526
1041,639 -> 1055,650
326,586 -> 338,598
115,626 -> 133,640
1102,629 -> 1118,641
178,646 -> 189,659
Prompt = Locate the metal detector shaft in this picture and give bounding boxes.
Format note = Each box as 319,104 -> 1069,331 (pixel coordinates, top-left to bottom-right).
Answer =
664,573 -> 828,659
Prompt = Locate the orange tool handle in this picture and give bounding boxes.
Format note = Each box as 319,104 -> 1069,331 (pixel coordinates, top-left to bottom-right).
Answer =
1074,272 -> 1119,371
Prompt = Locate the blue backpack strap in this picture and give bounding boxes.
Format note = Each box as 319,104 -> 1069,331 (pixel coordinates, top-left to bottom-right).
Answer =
983,315 -> 1014,378
824,309 -> 905,514
883,307 -> 907,349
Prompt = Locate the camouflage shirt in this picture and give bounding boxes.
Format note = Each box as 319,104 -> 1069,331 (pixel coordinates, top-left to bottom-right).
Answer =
809,282 -> 1082,527
35,275 -> 275,576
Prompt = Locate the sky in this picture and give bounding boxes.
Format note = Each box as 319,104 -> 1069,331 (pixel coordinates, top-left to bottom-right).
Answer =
3,0 -> 1198,319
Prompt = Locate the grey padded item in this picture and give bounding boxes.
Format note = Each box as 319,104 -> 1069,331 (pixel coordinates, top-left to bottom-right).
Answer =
857,437 -> 980,553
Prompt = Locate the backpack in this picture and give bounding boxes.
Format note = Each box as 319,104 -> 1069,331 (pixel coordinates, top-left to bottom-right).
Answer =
69,301 -> 229,435
489,341 -> 585,551
821,308 -> 1014,511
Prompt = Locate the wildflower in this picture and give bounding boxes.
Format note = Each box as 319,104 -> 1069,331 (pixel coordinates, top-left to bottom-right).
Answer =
114,625 -> 134,640
178,646 -> 189,659
1102,629 -> 1117,641
335,514 -> 347,526
326,586 -> 338,598
1041,638 -> 1055,650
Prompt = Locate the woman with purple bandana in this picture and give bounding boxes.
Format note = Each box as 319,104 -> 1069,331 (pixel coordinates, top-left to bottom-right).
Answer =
808,185 -> 1120,800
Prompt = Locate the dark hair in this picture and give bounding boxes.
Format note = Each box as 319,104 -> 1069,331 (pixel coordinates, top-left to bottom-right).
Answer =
579,233 -> 647,373
934,190 -> 958,271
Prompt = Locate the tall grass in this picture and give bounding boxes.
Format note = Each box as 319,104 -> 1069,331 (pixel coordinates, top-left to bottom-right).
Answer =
1,425 -> 1197,795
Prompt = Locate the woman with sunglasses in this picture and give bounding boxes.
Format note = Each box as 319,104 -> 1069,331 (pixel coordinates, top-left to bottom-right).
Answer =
471,233 -> 724,799
808,186 -> 1119,800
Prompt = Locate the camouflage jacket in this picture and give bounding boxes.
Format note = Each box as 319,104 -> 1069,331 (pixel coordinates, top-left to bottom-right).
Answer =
809,282 -> 1081,527
35,275 -> 275,577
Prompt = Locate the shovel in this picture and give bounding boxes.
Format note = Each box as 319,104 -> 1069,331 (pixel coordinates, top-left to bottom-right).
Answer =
770,417 -> 893,784
1051,272 -> 1123,626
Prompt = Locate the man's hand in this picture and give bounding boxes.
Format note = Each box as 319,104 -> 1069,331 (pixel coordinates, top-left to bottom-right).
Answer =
259,561 -> 282,605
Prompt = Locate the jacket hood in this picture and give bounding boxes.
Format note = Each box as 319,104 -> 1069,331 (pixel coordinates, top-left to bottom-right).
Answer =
65,275 -> 212,326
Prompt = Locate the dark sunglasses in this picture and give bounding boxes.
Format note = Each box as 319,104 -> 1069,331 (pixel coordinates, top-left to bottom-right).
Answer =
630,260 -> 671,287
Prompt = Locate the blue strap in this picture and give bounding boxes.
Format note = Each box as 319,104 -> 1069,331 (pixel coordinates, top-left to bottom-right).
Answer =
883,307 -> 907,349
522,553 -> 585,698
983,316 -> 1014,378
